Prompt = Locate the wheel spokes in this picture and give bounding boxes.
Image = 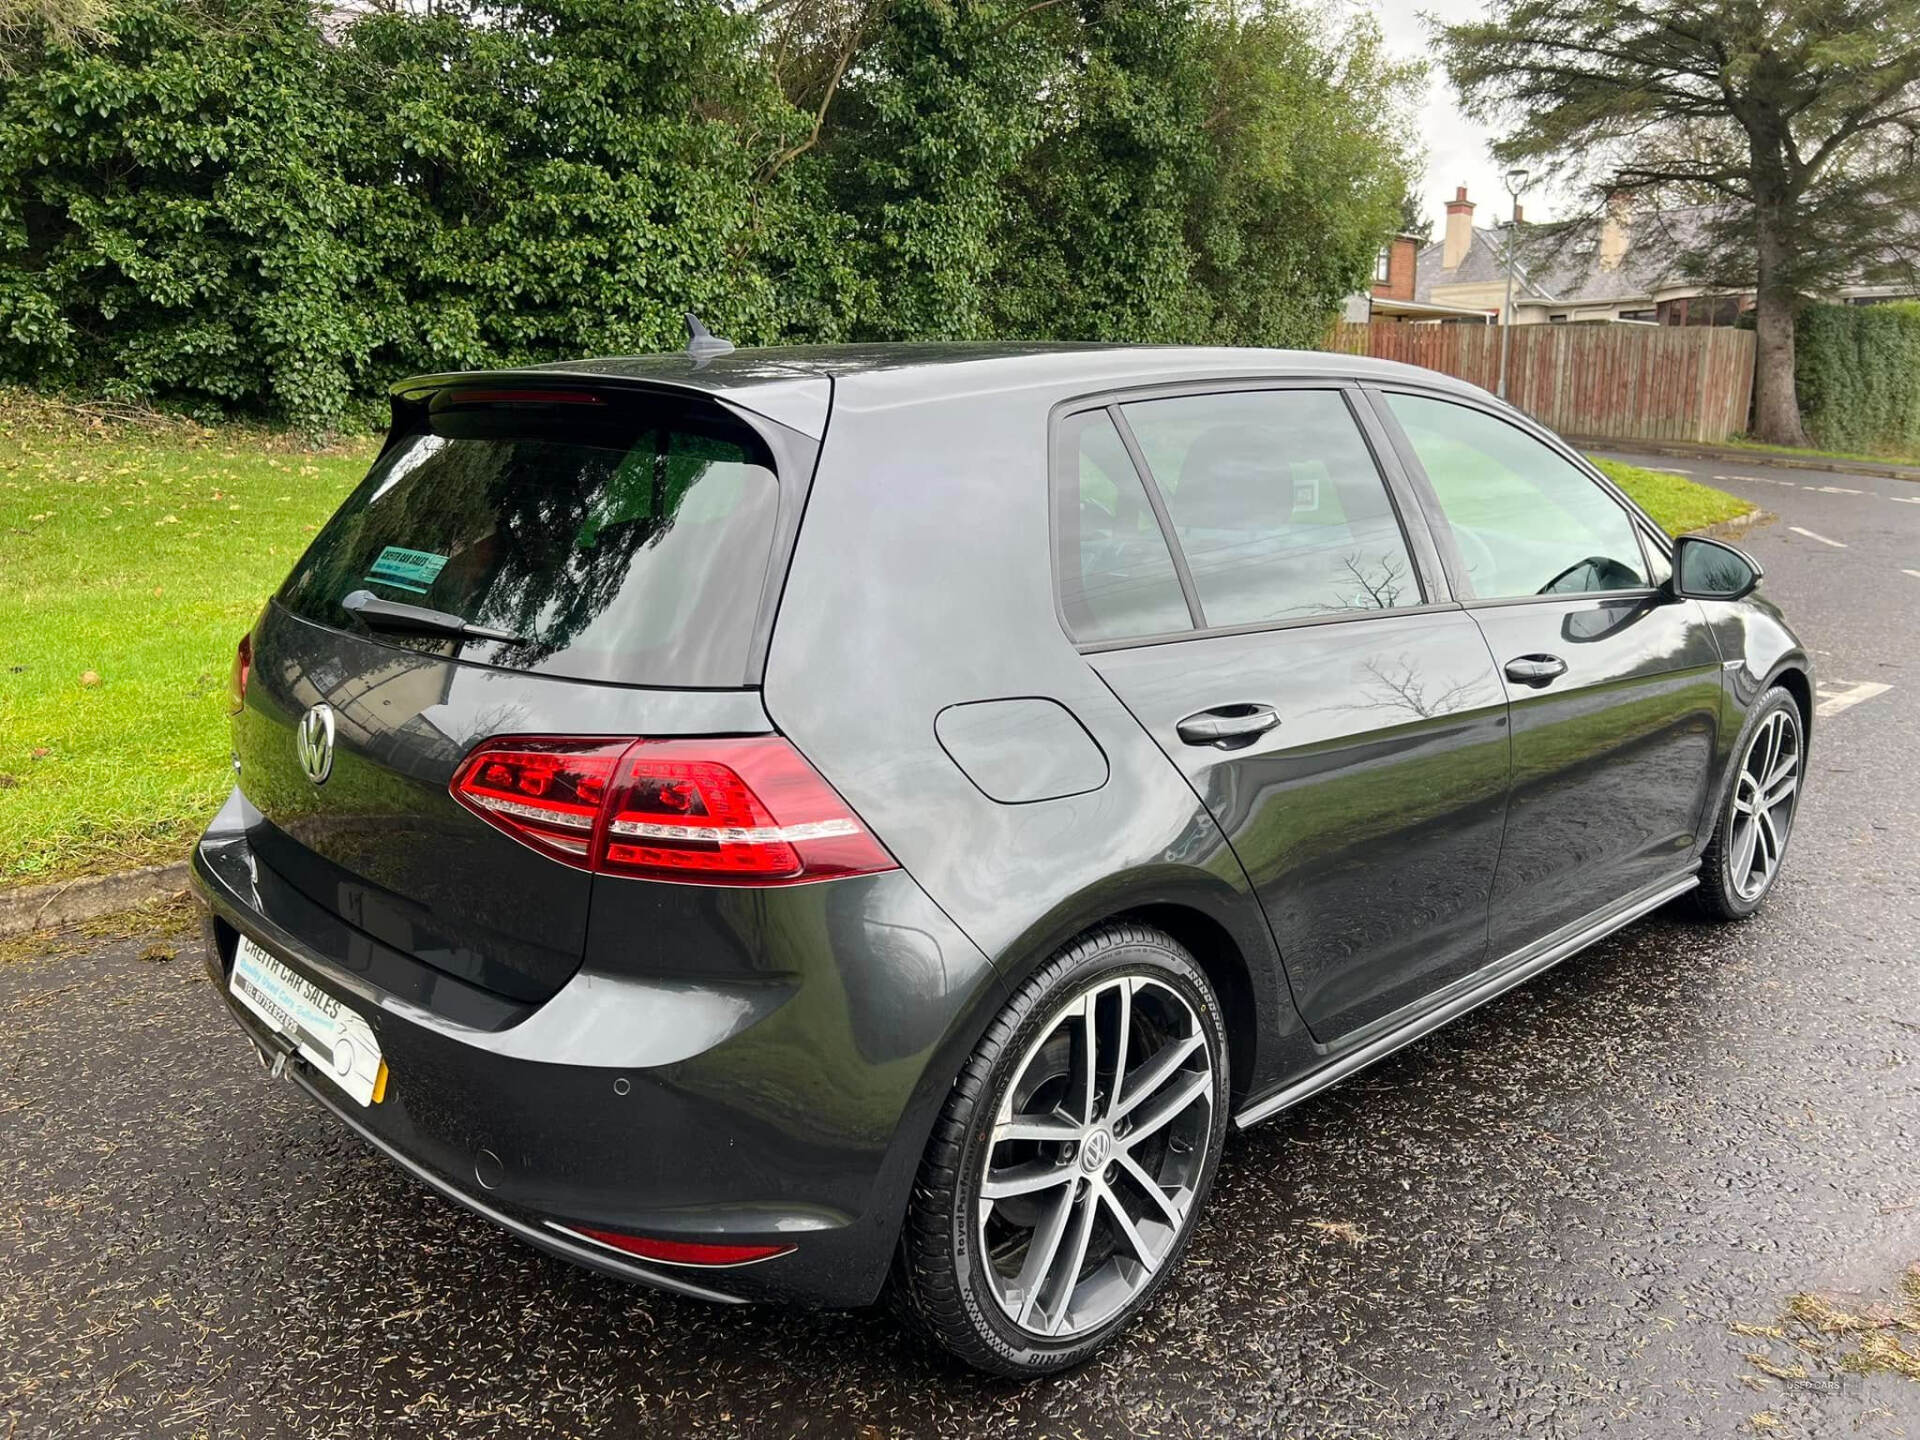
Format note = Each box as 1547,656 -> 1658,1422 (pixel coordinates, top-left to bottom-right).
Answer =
1730,708 -> 1800,900
1112,1032 -> 1205,1123
1097,1182 -> 1161,1275
1039,1185 -> 1101,1335
1103,980 -> 1132,1123
1115,1150 -> 1184,1228
1073,993 -> 1099,1127
1730,816 -> 1759,889
993,1114 -> 1080,1145
1119,1068 -> 1210,1151
982,1158 -> 1077,1201
979,972 -> 1213,1340
1009,1184 -> 1076,1329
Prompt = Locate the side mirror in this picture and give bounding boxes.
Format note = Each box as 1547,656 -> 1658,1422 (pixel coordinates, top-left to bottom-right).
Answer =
1671,534 -> 1762,601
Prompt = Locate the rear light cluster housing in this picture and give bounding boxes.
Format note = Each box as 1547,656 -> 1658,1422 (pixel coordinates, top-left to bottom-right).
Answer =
450,735 -> 895,886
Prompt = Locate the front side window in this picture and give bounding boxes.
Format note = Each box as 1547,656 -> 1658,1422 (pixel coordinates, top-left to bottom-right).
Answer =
1120,390 -> 1421,627
1053,410 -> 1193,643
1383,393 -> 1650,599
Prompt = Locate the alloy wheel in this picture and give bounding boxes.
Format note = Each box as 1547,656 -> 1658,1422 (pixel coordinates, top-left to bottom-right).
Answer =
1729,706 -> 1801,902
977,973 -> 1215,1340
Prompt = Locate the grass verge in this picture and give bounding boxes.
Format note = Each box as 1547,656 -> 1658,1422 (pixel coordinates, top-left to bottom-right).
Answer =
1726,434 -> 1920,470
1589,457 -> 1754,535
0,391 -> 373,886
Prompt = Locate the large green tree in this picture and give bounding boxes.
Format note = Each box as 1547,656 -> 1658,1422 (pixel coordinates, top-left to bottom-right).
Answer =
1441,1 -> 1920,446
0,0 -> 1420,427
0,0 -> 368,423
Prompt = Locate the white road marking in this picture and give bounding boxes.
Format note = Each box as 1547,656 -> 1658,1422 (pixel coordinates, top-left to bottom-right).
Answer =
1892,495 -> 1920,505
1813,485 -> 1863,495
1716,473 -> 1797,486
1652,467 -> 1696,476
1815,680 -> 1893,718
1905,569 -> 1920,579
1789,526 -> 1847,547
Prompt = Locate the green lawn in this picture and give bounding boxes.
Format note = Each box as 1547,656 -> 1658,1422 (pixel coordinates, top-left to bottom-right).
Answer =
1590,457 -> 1753,535
0,393 -> 372,884
0,393 -> 1758,890
1725,435 -> 1920,470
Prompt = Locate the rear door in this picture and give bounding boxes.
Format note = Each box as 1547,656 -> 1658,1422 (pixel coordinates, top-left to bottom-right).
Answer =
235,382 -> 809,1004
1367,388 -> 1722,955
1066,385 -> 1512,1043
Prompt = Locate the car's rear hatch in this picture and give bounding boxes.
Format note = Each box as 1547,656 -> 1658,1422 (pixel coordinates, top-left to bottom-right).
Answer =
231,377 -> 823,1008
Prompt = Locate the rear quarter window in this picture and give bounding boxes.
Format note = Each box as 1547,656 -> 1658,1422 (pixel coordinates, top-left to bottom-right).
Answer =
278,390 -> 781,687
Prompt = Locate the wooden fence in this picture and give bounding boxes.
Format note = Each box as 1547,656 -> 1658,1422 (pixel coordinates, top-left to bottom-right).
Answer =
1330,322 -> 1756,444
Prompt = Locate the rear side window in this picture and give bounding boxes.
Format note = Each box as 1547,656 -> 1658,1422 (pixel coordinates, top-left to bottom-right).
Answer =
1383,393 -> 1649,599
279,390 -> 780,686
1052,410 -> 1194,643
1120,390 -> 1422,626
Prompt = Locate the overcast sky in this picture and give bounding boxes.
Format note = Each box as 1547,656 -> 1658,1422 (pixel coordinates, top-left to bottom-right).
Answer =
1359,0 -> 1577,236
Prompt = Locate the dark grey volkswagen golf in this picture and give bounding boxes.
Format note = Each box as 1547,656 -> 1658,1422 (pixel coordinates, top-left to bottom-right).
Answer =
194,341 -> 1810,1375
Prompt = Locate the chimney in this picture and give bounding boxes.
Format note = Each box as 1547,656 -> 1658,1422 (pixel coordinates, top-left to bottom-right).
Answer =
1443,185 -> 1475,271
1599,190 -> 1631,272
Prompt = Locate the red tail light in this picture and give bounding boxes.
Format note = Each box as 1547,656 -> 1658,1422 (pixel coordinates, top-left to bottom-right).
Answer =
549,1222 -> 793,1268
450,735 -> 896,886
229,633 -> 252,715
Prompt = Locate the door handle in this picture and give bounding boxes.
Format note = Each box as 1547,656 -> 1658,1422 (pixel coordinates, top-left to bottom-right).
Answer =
1504,654 -> 1568,688
1176,703 -> 1281,748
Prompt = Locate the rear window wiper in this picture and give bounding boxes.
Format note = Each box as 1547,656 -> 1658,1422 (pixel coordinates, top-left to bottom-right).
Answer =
341,589 -> 527,645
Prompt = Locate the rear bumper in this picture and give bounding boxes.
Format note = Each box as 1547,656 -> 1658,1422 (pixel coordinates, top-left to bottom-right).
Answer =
193,787 -> 1002,1308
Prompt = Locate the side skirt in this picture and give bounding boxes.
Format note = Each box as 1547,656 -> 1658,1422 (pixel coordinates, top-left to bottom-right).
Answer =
1233,871 -> 1699,1131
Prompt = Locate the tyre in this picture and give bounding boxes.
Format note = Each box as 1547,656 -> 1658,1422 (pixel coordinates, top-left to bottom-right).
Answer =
1692,687 -> 1804,921
898,923 -> 1230,1375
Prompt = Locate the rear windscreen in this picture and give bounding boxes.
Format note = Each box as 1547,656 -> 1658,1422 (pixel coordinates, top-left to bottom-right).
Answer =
278,389 -> 781,687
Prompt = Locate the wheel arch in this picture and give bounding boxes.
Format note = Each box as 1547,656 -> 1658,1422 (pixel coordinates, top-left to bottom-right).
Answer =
973,868 -> 1299,1107
1768,661 -> 1813,745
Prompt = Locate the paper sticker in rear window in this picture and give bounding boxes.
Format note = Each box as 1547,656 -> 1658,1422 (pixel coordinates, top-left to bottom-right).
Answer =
367,545 -> 450,594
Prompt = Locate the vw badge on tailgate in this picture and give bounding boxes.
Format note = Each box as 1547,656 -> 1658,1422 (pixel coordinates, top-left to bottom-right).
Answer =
297,703 -> 336,785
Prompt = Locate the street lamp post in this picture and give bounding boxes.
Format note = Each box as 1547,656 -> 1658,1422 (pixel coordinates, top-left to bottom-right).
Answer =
1497,166 -> 1530,401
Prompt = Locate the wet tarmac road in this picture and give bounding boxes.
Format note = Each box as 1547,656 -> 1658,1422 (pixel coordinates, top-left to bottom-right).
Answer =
4,459 -> 1917,1438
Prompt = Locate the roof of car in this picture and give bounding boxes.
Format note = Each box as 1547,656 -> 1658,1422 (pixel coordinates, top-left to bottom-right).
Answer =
394,342 -> 1492,437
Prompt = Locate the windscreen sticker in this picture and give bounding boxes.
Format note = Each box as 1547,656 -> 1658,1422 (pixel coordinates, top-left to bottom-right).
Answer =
366,545 -> 449,594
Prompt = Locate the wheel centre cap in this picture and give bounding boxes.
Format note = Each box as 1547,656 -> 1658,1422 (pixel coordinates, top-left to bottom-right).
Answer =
1080,1127 -> 1113,1173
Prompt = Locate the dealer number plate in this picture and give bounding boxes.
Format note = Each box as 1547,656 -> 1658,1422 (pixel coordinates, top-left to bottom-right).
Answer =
230,936 -> 387,1107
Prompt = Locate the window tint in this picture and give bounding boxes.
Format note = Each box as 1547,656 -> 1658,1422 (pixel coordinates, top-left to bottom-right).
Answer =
279,392 -> 780,686
1120,390 -> 1420,627
1053,410 -> 1193,642
1384,394 -> 1650,599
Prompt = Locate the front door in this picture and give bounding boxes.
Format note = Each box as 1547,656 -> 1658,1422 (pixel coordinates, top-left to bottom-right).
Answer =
1057,386 -> 1511,1043
1371,389 -> 1723,956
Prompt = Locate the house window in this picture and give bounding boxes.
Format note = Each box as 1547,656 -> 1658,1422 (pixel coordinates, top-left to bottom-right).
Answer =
1375,248 -> 1392,283
1619,308 -> 1655,321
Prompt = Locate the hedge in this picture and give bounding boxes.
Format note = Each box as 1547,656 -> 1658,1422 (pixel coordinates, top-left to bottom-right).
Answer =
0,0 -> 1419,433
1794,301 -> 1920,456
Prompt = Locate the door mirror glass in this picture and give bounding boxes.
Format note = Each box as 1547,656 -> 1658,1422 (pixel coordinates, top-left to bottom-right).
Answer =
1672,535 -> 1761,600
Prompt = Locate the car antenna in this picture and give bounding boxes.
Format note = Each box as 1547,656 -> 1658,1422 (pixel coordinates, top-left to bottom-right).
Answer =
684,312 -> 735,365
